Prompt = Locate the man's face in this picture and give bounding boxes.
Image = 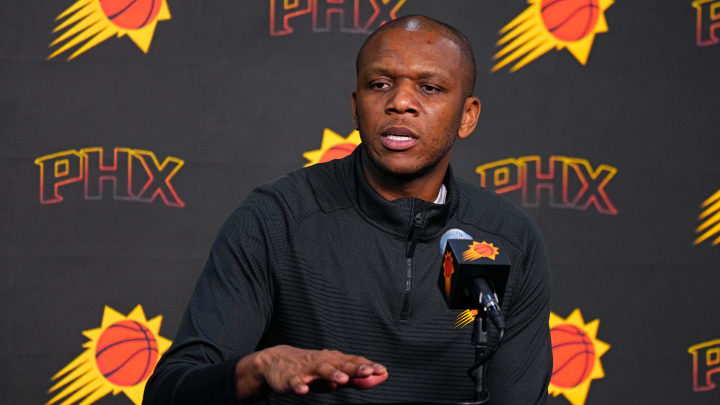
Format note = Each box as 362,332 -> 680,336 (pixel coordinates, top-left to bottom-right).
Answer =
353,28 -> 469,177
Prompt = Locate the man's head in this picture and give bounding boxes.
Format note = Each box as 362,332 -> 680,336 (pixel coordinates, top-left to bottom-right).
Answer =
356,15 -> 477,98
352,15 -> 481,179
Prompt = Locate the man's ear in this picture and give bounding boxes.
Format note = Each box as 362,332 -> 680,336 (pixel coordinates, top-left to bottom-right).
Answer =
351,92 -> 358,130
458,97 -> 481,139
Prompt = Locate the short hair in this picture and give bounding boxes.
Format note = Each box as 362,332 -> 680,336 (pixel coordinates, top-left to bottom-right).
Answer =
355,15 -> 477,98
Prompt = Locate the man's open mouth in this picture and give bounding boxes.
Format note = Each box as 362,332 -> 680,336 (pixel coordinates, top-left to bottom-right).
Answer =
381,127 -> 418,151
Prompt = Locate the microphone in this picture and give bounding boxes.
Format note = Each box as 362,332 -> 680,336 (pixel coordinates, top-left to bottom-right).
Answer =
438,229 -> 510,331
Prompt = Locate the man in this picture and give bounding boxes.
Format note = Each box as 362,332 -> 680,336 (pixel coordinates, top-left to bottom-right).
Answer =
144,15 -> 551,404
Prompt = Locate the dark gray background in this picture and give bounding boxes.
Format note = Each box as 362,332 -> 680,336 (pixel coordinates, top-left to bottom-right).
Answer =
1,0 -> 719,404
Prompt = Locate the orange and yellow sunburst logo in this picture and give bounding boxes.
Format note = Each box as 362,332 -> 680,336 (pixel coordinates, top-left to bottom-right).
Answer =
492,0 -> 613,72
694,188 -> 720,246
47,305 -> 172,405
303,128 -> 361,167
462,241 -> 500,261
549,309 -> 610,405
48,0 -> 171,61
454,309 -> 479,329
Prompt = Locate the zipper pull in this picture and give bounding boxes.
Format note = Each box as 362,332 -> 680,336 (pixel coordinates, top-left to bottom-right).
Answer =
406,211 -> 424,258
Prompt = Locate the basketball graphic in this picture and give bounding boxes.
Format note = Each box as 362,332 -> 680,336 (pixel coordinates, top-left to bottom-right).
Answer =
303,129 -> 362,167
100,0 -> 163,30
541,0 -> 600,42
473,243 -> 496,257
48,305 -> 172,405
548,309 -> 610,405
550,324 -> 595,388
318,143 -> 358,164
492,0 -> 613,72
95,320 -> 159,386
463,241 -> 500,261
48,0 -> 171,60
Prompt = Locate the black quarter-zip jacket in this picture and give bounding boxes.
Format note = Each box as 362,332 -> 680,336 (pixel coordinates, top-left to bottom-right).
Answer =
144,146 -> 552,405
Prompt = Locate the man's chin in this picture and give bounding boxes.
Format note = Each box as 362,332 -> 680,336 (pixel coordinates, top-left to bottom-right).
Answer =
372,156 -> 431,179
362,145 -> 439,179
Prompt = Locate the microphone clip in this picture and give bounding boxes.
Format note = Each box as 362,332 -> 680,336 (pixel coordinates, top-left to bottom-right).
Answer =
470,278 -> 506,333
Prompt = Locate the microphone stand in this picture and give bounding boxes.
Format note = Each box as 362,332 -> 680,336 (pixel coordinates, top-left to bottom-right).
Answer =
352,308 -> 496,405
469,309 -> 491,404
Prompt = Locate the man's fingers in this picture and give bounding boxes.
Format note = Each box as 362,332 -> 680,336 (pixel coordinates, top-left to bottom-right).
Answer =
262,346 -> 388,396
348,372 -> 390,389
315,362 -> 349,384
286,363 -> 352,395
337,359 -> 387,377
370,363 -> 387,374
287,375 -> 309,395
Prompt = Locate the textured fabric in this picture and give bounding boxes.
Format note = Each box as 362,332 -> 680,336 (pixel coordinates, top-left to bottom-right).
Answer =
143,145 -> 552,405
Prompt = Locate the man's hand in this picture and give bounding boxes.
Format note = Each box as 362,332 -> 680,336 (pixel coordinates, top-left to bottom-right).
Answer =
235,345 -> 388,401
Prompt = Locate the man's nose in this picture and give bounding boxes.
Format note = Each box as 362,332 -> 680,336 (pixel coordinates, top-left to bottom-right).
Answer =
385,81 -> 419,115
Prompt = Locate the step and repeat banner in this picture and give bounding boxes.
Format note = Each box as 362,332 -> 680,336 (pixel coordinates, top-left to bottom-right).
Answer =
1,1 -> 719,404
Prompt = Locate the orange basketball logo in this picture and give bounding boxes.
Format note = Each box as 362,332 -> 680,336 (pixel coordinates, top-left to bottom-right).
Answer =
540,0 -> 600,42
48,0 -> 171,60
472,243 -> 496,257
550,324 -> 595,388
99,0 -> 163,30
492,0 -> 613,72
48,305 -> 171,405
548,309 -> 610,405
95,320 -> 159,387
462,241 -> 500,261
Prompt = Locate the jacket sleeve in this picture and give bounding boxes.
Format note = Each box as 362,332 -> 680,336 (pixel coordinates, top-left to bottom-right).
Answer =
486,221 -> 552,405
143,188 -> 287,405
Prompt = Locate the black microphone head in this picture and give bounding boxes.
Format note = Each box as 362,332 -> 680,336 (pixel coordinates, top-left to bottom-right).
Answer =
439,238 -> 511,310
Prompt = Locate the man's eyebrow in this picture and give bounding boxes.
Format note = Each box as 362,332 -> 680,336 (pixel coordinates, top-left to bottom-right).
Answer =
363,66 -> 452,82
363,66 -> 395,77
416,71 -> 450,81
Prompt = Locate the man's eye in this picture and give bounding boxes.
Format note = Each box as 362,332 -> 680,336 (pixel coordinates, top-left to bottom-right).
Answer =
421,85 -> 440,93
371,82 -> 389,90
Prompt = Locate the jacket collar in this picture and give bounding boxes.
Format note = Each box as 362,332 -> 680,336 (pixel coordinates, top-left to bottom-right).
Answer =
338,144 -> 460,240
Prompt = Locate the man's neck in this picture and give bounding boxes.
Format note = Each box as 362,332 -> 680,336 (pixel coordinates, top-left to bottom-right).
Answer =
360,150 -> 449,202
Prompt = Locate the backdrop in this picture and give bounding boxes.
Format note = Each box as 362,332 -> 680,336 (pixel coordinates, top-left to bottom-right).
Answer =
2,1 -> 719,404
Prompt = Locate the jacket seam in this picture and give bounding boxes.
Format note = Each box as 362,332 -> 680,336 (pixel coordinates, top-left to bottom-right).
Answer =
455,217 -> 525,252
